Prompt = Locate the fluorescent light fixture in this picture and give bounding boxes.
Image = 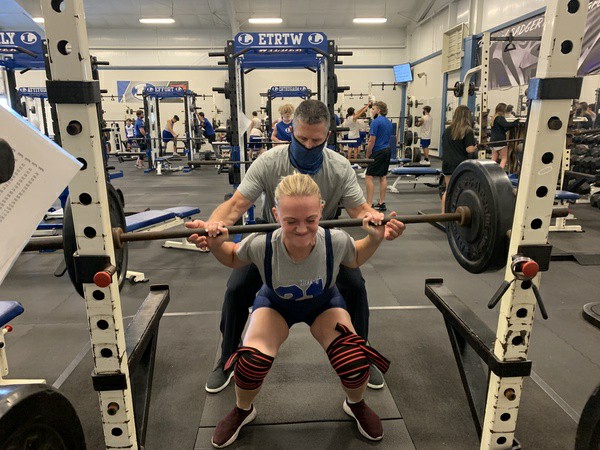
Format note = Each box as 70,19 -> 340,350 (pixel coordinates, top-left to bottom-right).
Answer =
32,17 -> 45,23
248,17 -> 283,24
353,17 -> 387,24
139,17 -> 175,24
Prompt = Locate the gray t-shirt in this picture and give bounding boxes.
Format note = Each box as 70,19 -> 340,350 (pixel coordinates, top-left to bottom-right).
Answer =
237,145 -> 366,221
236,228 -> 356,301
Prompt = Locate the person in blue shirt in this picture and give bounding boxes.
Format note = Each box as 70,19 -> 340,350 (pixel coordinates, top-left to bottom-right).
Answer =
134,110 -> 147,169
272,104 -> 294,143
365,101 -> 393,211
198,112 -> 216,143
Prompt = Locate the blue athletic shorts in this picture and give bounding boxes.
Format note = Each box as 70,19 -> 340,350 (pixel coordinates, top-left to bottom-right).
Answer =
253,285 -> 347,328
162,130 -> 174,143
421,139 -> 431,148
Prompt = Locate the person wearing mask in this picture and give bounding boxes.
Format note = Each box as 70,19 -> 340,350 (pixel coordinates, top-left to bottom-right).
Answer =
416,106 -> 433,165
440,105 -> 478,212
365,101 -> 393,211
272,104 -> 294,143
489,103 -> 518,169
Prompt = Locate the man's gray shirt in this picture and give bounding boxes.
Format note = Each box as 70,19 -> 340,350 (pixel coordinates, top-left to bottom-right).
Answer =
237,145 -> 366,221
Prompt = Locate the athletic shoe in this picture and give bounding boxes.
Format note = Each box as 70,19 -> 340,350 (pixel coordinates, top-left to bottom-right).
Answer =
205,359 -> 234,394
373,202 -> 387,212
367,365 -> 385,390
343,399 -> 384,441
211,405 -> 257,448
419,159 -> 431,166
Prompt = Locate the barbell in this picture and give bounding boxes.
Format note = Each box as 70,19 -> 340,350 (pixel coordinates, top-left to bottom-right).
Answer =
24,161 -> 570,297
449,81 -> 478,98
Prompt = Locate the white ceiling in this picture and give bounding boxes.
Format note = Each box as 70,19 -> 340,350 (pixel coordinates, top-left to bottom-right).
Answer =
11,0 -> 444,31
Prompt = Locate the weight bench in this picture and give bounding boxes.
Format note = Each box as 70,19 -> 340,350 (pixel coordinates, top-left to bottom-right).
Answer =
550,190 -> 582,232
152,155 -> 184,176
388,167 -> 442,193
124,206 -> 202,283
0,301 -> 45,385
509,176 -> 583,232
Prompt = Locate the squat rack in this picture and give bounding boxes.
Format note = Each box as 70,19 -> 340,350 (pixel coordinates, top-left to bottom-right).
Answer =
37,1 -> 587,449
142,85 -> 202,167
210,31 -> 350,180
261,85 -> 314,137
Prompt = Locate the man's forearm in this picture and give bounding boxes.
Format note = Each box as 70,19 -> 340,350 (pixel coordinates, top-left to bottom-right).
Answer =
208,200 -> 245,225
346,202 -> 381,219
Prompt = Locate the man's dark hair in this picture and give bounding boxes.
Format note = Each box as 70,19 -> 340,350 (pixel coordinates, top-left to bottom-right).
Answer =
506,104 -> 514,113
136,110 -> 143,117
252,111 -> 258,116
423,105 -> 431,113
199,112 -> 205,117
173,115 -> 179,121
294,99 -> 330,126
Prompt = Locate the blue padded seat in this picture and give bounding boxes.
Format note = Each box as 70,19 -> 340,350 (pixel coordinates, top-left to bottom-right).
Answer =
0,301 -> 24,328
555,190 -> 581,201
108,170 -> 124,180
390,167 -> 441,175
163,206 -> 201,218
126,210 -> 176,232
390,158 -> 412,165
37,222 -> 63,230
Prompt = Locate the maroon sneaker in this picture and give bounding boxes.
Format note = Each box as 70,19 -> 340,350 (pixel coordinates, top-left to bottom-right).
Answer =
343,399 -> 383,441
211,405 -> 257,448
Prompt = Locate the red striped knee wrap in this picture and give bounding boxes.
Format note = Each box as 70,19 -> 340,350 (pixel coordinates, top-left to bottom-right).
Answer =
326,323 -> 390,390
224,346 -> 274,391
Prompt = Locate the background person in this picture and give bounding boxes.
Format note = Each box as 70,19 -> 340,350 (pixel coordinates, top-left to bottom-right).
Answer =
440,105 -> 478,212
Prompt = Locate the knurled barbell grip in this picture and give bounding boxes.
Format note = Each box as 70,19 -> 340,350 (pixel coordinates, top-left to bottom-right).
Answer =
111,208 -> 471,248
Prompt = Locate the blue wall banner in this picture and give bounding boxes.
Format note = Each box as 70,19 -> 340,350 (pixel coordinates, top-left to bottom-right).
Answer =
117,81 -> 189,103
0,31 -> 44,70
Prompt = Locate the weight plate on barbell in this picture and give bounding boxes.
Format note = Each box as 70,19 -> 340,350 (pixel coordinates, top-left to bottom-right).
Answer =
63,184 -> 129,297
445,160 -> 515,274
406,114 -> 413,128
404,130 -> 413,146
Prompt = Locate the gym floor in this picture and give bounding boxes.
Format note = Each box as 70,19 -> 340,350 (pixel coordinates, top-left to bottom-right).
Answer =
2,158 -> 599,449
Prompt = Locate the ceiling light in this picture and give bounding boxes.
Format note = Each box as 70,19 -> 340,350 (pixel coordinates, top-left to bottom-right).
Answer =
139,17 -> 175,24
248,18 -> 283,24
32,17 -> 45,23
353,17 -> 387,24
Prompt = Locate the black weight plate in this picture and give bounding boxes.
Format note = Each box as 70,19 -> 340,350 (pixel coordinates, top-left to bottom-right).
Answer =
411,147 -> 421,163
404,130 -> 413,146
0,384 -> 86,450
445,160 -> 515,273
453,81 -> 464,97
406,114 -> 413,128
575,382 -> 600,450
0,138 -> 15,184
63,184 -> 129,297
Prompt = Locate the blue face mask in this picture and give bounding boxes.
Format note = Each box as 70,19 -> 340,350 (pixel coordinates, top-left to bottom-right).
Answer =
288,134 -> 327,175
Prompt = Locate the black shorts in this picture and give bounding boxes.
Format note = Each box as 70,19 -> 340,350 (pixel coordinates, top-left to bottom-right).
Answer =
207,134 -> 216,143
366,148 -> 391,177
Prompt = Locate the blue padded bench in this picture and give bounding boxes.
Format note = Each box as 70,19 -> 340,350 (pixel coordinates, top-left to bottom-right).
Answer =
509,176 -> 581,202
391,167 -> 441,176
391,158 -> 411,165
37,222 -> 63,230
163,206 -> 201,218
108,170 -> 124,180
126,211 -> 177,232
0,301 -> 24,327
126,206 -> 201,232
555,190 -> 581,201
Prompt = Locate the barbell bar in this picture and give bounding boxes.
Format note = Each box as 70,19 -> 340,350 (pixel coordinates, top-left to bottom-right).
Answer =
23,206 -> 569,254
